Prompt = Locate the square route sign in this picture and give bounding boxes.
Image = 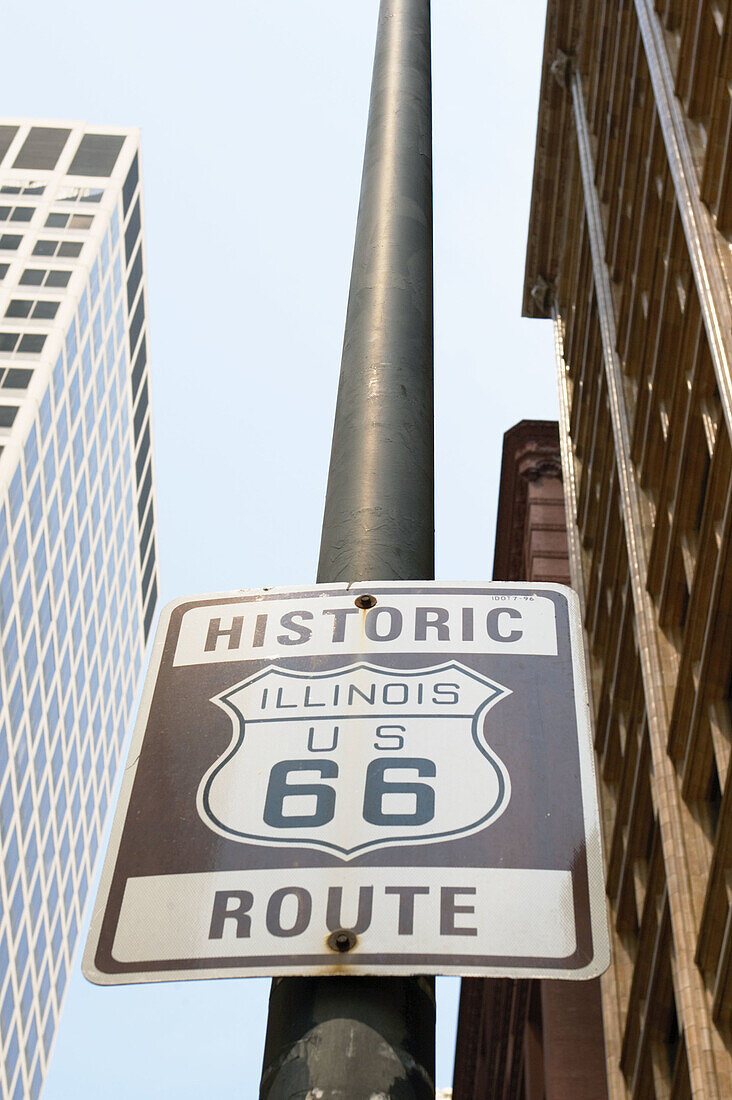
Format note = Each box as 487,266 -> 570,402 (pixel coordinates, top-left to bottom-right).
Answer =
84,582 -> 610,984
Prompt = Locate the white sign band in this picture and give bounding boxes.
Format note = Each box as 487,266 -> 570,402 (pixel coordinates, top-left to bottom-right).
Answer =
112,866 -> 576,965
173,594 -> 558,666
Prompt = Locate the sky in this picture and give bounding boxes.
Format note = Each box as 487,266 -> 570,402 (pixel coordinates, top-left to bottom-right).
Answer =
3,1 -> 557,1094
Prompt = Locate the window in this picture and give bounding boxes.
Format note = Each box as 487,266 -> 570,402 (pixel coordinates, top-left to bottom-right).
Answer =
18,335 -> 46,354
2,370 -> 32,391
123,154 -> 139,215
0,332 -> 45,356
13,127 -> 71,171
20,267 -> 71,289
0,234 -> 22,251
0,263 -> 8,281
0,207 -> 33,223
68,133 -> 124,177
32,240 -> 82,259
19,269 -> 43,286
57,185 -> 103,204
127,245 -> 143,309
0,124 -> 19,164
45,212 -> 93,231
0,405 -> 18,428
45,269 -> 71,288
32,301 -> 58,320
125,197 -> 141,263
4,301 -> 30,318
0,181 -> 44,196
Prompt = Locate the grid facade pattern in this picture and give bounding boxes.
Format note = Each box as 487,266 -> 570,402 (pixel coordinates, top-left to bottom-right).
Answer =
523,3 -> 732,1098
0,121 -> 157,1099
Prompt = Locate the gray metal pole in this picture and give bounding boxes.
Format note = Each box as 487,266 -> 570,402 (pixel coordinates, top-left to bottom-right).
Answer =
317,0 -> 434,585
259,0 -> 435,1096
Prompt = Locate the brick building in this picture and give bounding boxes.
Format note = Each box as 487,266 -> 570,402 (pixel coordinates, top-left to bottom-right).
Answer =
455,1 -> 732,1096
453,420 -> 608,1099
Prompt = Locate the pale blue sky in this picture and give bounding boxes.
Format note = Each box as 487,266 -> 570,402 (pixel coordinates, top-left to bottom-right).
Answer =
3,1 -> 557,1094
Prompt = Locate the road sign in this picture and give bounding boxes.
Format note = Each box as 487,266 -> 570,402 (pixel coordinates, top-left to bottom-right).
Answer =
83,582 -> 609,984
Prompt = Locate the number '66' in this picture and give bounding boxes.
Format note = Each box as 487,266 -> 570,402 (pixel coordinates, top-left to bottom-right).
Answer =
263,757 -> 437,829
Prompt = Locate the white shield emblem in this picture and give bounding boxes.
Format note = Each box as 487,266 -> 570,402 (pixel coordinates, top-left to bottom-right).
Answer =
197,661 -> 511,858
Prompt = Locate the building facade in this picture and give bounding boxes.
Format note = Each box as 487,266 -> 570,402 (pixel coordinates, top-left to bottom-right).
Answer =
0,121 -> 157,1098
453,421 -> 609,1100
496,2 -> 732,1098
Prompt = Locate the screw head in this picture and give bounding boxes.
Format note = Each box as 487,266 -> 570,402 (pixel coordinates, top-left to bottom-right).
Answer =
327,929 -> 357,953
354,594 -> 377,609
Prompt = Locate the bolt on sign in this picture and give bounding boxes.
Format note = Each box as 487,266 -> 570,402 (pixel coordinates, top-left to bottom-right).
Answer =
83,583 -> 610,984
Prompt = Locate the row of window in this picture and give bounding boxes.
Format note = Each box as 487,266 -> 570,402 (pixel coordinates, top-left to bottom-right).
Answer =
44,213 -> 92,231
5,301 -> 58,321
32,241 -> 82,260
19,270 -> 70,289
0,208 -> 32,224
0,183 -> 44,197
0,369 -> 32,391
0,334 -> 46,354
0,267 -> 71,289
0,182 -> 102,204
0,211 -> 92,231
0,237 -> 82,259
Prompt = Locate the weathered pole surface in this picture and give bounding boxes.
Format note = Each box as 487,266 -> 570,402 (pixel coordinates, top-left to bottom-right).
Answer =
316,0 -> 434,586
259,0 -> 435,1096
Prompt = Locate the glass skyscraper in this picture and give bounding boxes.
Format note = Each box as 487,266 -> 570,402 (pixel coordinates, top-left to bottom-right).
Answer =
0,120 -> 157,1099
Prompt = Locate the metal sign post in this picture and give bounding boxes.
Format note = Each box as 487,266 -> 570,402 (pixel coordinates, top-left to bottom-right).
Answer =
82,2 -> 610,1097
262,0 -> 436,1093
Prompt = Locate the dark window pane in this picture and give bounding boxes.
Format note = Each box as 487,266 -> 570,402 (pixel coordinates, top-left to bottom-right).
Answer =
143,575 -> 157,640
135,421 -> 150,481
3,370 -> 32,390
0,264 -> 8,281
129,294 -> 145,354
44,213 -> 68,228
0,235 -> 22,251
131,335 -> 147,398
68,134 -> 124,177
32,241 -> 55,257
0,406 -> 18,428
19,270 -> 44,286
126,244 -> 143,310
10,208 -> 33,223
139,501 -> 154,564
0,126 -> 19,165
123,154 -> 139,215
0,334 -> 19,351
18,335 -> 46,354
31,302 -> 58,320
141,537 -> 156,592
5,301 -> 32,319
57,242 -> 82,258
13,127 -> 71,171
44,270 -> 70,288
0,207 -> 9,220
133,377 -> 149,439
137,462 -> 152,524
124,198 -> 141,264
